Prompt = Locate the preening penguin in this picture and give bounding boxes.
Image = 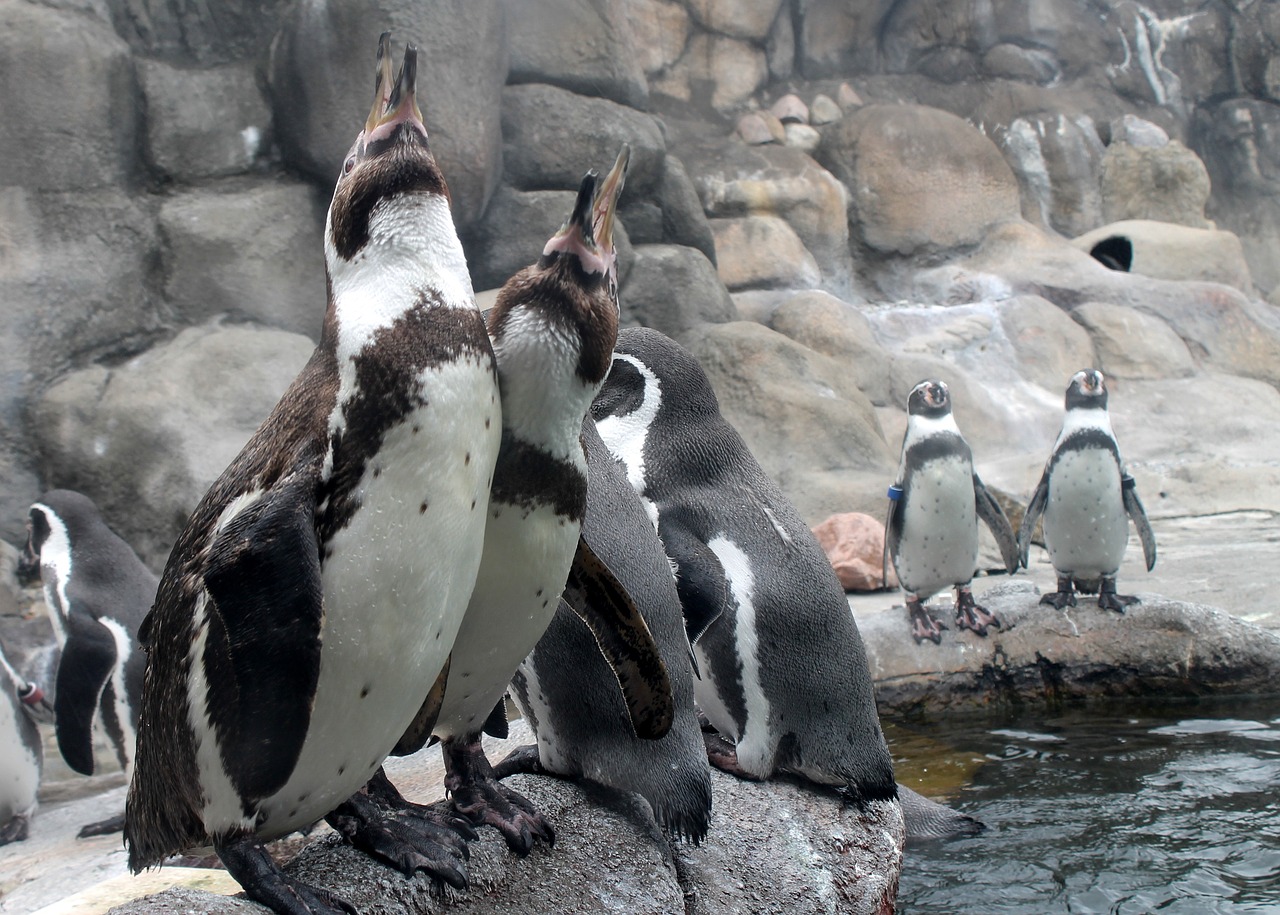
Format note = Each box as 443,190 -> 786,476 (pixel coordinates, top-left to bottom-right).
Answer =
884,381 -> 1019,644
591,327 -> 897,806
124,34 -> 501,915
0,639 -> 45,845
17,489 -> 154,836
1018,369 -> 1156,611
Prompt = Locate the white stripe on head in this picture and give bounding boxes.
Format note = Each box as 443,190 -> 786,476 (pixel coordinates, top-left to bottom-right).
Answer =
595,354 -> 662,529
31,503 -> 72,645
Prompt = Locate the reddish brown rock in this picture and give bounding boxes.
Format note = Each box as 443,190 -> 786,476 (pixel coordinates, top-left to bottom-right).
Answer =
813,512 -> 896,592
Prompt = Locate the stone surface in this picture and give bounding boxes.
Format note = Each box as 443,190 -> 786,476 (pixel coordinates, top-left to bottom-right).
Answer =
617,0 -> 690,77
766,290 -> 893,406
139,60 -> 271,180
269,0 -> 506,230
0,1 -> 138,190
813,512 -> 896,591
687,0 -> 785,42
30,323 -> 314,568
102,0 -> 291,64
1100,140 -> 1213,229
818,104 -> 1022,256
784,122 -> 822,152
620,244 -> 737,339
158,180 -> 328,339
736,111 -> 785,145
1073,220 -> 1254,295
995,114 -> 1105,238
1070,302 -> 1196,380
709,216 -> 820,290
464,187 -> 579,293
654,32 -> 768,111
996,294 -> 1098,394
656,155 -> 718,264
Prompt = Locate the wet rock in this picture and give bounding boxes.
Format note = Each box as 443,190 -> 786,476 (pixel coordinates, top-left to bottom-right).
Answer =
269,0 -> 505,231
1073,220 -> 1253,294
158,180 -> 328,339
619,244 -> 736,338
1100,140 -> 1213,229
766,290 -> 893,406
818,104 -> 1022,257
138,61 -> 271,180
861,581 -> 1280,716
30,323 -> 314,568
709,216 -> 820,291
813,512 -> 895,591
506,0 -> 649,109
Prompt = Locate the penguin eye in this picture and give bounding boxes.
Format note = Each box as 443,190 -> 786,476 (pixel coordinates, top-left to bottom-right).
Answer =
342,156 -> 356,176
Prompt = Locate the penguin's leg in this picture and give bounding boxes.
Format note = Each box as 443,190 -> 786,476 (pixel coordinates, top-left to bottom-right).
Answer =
1039,575 -> 1078,609
907,593 -> 947,644
953,585 -> 1001,637
1096,576 -> 1139,613
443,733 -> 555,855
324,768 -> 471,889
216,831 -> 357,915
77,812 -> 125,838
0,814 -> 31,846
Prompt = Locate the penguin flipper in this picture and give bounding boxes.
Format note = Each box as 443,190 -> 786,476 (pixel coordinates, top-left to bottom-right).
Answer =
200,467 -> 324,799
1122,475 -> 1157,571
884,487 -> 904,588
563,537 -> 674,741
390,655 -> 450,757
973,474 -> 1019,574
55,616 -> 118,776
656,520 -> 729,647
481,697 -> 509,740
1018,474 -> 1049,569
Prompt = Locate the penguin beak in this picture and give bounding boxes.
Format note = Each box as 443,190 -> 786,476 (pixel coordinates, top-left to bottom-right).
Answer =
541,172 -> 606,274
592,145 -> 630,256
15,532 -> 40,587
928,381 -> 948,407
363,40 -> 427,147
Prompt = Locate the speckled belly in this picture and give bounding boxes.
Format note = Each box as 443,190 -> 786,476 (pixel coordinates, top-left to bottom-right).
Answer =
894,457 -> 979,599
1044,449 -> 1129,580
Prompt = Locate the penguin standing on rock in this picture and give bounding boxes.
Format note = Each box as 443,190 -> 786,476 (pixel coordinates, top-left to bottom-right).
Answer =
415,147 -> 674,853
884,381 -> 1019,644
0,639 -> 45,845
1018,369 -> 1156,611
591,327 -> 897,807
125,34 -> 501,915
16,489 -> 155,836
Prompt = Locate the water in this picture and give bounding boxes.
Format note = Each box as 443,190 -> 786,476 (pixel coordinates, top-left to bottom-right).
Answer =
892,697 -> 1280,914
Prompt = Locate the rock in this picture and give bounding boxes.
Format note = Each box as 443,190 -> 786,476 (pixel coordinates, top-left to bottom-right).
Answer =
656,156 -> 718,265
691,143 -> 853,297
735,111 -> 785,145
158,180 -> 328,339
100,0 -> 290,64
617,0 -> 690,77
269,0 -> 505,230
709,216 -> 820,291
465,187 -> 577,293
681,321 -> 895,523
996,295 -> 1097,394
860,580 -> 1280,716
996,114 -> 1105,237
1071,302 -> 1196,380
501,84 -> 666,195
0,2 -> 138,190
784,122 -> 821,152
619,244 -> 736,339
505,0 -> 649,109
1073,220 -> 1254,294
653,32 -> 768,111
30,323 -> 315,568
765,3 -> 795,80
770,93 -> 809,124
687,0 -> 785,42
1100,139 -> 1213,228
817,104 -> 1022,257
793,2 -> 881,79
836,82 -> 864,110
1109,114 -> 1169,148
810,93 -> 842,125
766,290 -> 893,406
138,61 -> 271,180
981,43 -> 1060,84
813,512 -> 895,591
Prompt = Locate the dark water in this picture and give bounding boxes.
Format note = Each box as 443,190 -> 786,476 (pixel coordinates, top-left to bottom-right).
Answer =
891,697 -> 1280,914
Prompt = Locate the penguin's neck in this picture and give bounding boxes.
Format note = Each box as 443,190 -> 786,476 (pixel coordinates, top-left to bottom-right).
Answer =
492,304 -> 599,461
904,411 -> 961,444
1057,406 -> 1114,445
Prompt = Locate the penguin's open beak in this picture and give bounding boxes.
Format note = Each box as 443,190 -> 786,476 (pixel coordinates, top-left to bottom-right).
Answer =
592,145 -> 630,256
363,40 -> 426,147
541,173 -> 601,266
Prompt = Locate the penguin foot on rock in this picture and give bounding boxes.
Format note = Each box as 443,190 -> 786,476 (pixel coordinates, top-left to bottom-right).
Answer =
444,735 -> 555,856
954,588 -> 1000,637
701,729 -> 762,780
77,812 -> 125,838
0,814 -> 30,846
1097,578 -> 1138,613
216,831 -> 357,915
907,597 -> 947,645
491,744 -> 546,780
1040,576 -> 1078,610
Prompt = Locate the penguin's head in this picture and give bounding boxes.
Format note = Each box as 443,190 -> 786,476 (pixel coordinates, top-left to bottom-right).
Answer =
325,33 -> 448,264
1065,369 -> 1108,411
16,491 -> 97,586
907,380 -> 952,419
592,327 -> 719,428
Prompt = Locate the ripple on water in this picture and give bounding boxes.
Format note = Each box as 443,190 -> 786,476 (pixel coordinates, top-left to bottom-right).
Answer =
894,698 -> 1280,915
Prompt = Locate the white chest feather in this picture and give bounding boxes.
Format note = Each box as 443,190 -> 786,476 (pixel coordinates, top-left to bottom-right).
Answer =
0,690 -> 40,822
1044,448 -> 1128,577
893,434 -> 979,598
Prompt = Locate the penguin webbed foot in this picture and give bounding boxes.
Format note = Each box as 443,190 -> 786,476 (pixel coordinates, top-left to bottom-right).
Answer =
443,735 -> 555,856
77,811 -> 125,839
325,770 -> 471,890
1040,576 -> 1078,610
217,832 -> 358,915
1097,579 -> 1139,613
0,814 -> 31,846
953,589 -> 1000,637
907,598 -> 947,645
491,744 -> 546,780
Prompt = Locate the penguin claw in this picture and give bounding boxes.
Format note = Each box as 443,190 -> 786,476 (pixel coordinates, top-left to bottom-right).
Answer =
702,729 -> 763,780
954,594 -> 1000,637
1039,590 -> 1077,610
908,601 -> 947,645
325,784 -> 471,886
443,734 -> 555,855
0,814 -> 30,846
1097,591 -> 1138,613
216,833 -> 358,915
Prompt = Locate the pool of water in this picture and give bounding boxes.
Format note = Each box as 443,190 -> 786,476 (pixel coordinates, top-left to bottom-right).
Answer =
890,697 -> 1280,914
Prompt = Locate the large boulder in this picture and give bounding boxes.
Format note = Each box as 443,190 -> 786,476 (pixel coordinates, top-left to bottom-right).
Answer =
709,216 -> 820,291
996,295 -> 1097,394
269,0 -> 506,230
817,104 -> 1022,257
158,180 -> 329,339
102,0 -> 292,63
30,323 -> 315,568
1100,139 -> 1213,228
1070,302 -> 1197,380
620,244 -> 737,339
995,114 -> 1106,238
0,2 -> 138,191
652,32 -> 769,111
766,290 -> 893,407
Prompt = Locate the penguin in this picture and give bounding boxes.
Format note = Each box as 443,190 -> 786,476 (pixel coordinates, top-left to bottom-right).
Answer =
497,415 -> 713,845
124,35 -> 502,915
590,327 -> 898,807
1018,369 -> 1156,611
883,381 -> 1020,644
16,489 -> 155,836
420,147 -> 673,853
0,639 -> 45,846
